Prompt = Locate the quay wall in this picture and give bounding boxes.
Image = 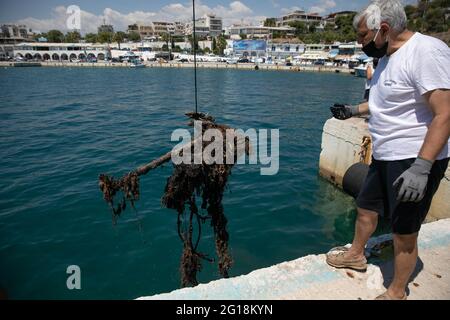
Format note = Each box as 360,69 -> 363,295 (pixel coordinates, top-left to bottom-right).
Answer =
0,61 -> 353,74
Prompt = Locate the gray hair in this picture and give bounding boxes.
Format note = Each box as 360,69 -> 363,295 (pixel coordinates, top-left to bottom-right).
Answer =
353,0 -> 407,32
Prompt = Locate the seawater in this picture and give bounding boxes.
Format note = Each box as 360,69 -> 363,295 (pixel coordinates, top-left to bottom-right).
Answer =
0,67 -> 371,299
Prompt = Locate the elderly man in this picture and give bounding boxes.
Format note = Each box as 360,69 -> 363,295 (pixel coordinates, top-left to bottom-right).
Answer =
328,0 -> 450,300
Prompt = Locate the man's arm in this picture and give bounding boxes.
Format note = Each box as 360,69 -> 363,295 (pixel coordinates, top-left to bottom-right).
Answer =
330,101 -> 370,120
356,102 -> 370,115
367,65 -> 373,81
393,89 -> 450,202
419,89 -> 450,162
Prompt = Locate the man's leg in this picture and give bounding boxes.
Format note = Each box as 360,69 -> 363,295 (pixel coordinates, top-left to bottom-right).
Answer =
387,233 -> 418,299
345,207 -> 378,259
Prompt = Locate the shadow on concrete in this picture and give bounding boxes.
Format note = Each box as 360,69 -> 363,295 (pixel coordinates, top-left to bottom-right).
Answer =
375,257 -> 424,296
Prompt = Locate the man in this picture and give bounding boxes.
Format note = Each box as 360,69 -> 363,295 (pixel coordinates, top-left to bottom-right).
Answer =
328,0 -> 450,300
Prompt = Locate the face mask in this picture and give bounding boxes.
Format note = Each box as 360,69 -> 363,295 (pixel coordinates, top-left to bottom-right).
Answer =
362,29 -> 388,58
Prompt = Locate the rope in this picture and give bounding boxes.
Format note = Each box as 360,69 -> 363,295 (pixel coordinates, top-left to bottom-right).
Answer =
359,136 -> 371,164
192,0 -> 198,114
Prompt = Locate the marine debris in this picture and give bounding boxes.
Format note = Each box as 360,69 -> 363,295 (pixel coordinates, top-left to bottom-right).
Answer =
99,112 -> 249,287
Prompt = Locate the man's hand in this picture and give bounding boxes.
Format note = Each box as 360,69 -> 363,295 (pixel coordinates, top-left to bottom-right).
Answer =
393,158 -> 434,202
330,104 -> 359,120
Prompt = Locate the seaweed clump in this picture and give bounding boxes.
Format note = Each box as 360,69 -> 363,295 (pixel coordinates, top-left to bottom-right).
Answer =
99,171 -> 140,224
98,113 -> 249,287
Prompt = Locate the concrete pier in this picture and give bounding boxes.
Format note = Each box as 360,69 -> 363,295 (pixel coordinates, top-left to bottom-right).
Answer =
319,117 -> 450,222
138,218 -> 450,300
0,61 -> 353,74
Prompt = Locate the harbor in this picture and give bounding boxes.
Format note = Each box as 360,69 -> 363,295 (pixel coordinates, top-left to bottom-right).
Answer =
0,67 -> 371,299
1,0 -> 449,302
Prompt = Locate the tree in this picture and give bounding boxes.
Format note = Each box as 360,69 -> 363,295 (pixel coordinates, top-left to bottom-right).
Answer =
172,35 -> 184,43
172,45 -> 182,53
216,35 -> 227,55
272,31 -> 282,39
342,25 -> 356,42
300,32 -> 321,44
309,22 -> 319,33
212,37 -> 217,54
335,14 -> 356,30
46,29 -> 64,43
417,0 -> 429,18
405,0 -> 449,33
203,47 -> 211,54
239,33 -> 247,40
65,31 -> 81,43
97,32 -> 113,43
188,34 -> 199,53
113,31 -> 126,49
264,18 -> 277,27
128,31 -> 141,42
288,21 -> 307,36
85,33 -> 98,43
404,5 -> 418,19
425,7 -> 447,32
161,33 -> 170,49
322,31 -> 338,44
324,23 -> 335,32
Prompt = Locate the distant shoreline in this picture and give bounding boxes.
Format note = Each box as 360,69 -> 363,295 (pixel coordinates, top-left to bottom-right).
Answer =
0,61 -> 355,75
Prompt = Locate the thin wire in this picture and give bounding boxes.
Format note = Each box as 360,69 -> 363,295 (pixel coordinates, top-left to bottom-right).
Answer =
192,0 -> 198,114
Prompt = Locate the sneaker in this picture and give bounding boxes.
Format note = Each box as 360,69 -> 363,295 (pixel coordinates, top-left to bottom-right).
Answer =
326,250 -> 367,272
375,291 -> 407,300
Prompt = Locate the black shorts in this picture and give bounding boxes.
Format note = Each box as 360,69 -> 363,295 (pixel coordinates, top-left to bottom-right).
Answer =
356,157 -> 449,235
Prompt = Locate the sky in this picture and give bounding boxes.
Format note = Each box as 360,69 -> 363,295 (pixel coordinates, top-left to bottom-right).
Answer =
0,0 -> 418,34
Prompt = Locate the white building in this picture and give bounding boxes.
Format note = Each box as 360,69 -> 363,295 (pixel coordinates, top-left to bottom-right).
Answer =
334,43 -> 363,62
205,15 -> 223,37
266,39 -> 305,59
127,21 -> 185,40
185,14 -> 223,37
13,43 -> 111,61
277,10 -> 323,27
225,25 -> 295,40
300,44 -> 330,60
1,24 -> 35,59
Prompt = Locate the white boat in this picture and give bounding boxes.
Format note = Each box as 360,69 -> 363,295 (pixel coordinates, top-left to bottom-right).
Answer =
354,65 -> 367,78
129,59 -> 145,68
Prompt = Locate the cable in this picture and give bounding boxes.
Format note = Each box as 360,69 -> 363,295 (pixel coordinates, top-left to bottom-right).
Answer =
192,0 -> 198,114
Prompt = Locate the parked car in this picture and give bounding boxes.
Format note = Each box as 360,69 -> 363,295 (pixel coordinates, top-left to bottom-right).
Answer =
226,58 -> 239,64
237,58 -> 250,63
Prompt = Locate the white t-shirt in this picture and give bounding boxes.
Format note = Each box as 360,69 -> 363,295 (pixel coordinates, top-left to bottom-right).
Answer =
368,32 -> 450,161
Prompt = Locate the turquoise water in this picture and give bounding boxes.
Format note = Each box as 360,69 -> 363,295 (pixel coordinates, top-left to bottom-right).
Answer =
0,67 -> 367,299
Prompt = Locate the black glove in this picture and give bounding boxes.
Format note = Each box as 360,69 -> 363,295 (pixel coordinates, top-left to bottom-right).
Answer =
330,104 -> 359,120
